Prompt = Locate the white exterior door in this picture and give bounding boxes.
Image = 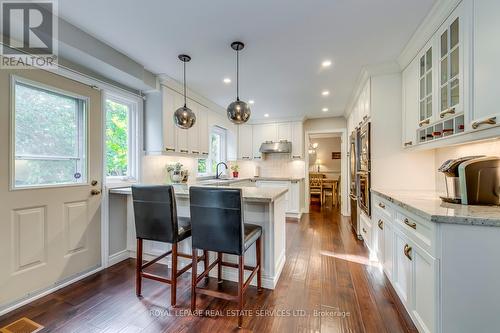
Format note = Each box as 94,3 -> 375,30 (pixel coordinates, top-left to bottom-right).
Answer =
0,69 -> 103,310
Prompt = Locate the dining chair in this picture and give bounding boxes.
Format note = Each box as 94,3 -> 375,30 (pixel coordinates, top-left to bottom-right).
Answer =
322,179 -> 334,207
309,173 -> 323,205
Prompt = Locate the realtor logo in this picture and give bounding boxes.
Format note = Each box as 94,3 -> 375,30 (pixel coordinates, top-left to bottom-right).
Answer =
1,0 -> 58,68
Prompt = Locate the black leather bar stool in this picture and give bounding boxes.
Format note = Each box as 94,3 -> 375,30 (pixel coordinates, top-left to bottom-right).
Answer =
131,185 -> 208,306
189,186 -> 263,328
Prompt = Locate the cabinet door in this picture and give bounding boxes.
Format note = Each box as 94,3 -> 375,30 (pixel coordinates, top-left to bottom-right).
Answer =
162,87 -> 176,152
471,0 -> 500,130
188,102 -> 200,155
402,55 -> 420,147
174,93 -> 189,154
291,122 -> 304,159
198,105 -> 209,157
411,244 -> 438,333
262,123 -> 277,142
289,181 -> 299,213
383,219 -> 394,280
374,216 -> 385,262
252,125 -> 263,160
418,44 -> 435,126
256,181 -> 290,212
277,123 -> 292,142
393,230 -> 412,305
363,79 -> 371,120
238,124 -> 253,160
437,4 -> 464,120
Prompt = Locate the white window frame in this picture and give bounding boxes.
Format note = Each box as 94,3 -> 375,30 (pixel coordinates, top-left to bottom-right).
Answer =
197,126 -> 227,177
103,90 -> 142,184
10,75 -> 90,190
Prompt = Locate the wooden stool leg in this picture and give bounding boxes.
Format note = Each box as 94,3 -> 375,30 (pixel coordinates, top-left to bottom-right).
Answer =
136,238 -> 143,297
191,249 -> 197,312
217,252 -> 223,283
203,250 -> 209,282
238,255 -> 244,328
256,237 -> 262,292
171,243 -> 178,307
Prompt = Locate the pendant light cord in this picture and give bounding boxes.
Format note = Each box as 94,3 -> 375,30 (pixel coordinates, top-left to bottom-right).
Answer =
236,49 -> 240,101
183,61 -> 187,107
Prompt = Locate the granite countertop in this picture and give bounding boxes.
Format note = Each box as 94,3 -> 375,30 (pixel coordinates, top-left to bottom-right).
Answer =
372,188 -> 500,227
109,184 -> 288,203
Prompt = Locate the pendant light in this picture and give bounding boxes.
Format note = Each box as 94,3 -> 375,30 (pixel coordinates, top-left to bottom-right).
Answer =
174,54 -> 196,129
227,41 -> 251,124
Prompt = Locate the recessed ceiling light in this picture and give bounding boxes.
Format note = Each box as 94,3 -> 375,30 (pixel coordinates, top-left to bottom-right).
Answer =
249,100 -> 255,104
322,90 -> 330,96
322,60 -> 332,67
264,113 -> 269,117
322,108 -> 329,112
223,78 -> 231,84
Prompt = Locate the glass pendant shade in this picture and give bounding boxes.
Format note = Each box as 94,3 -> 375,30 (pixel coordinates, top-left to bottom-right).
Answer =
174,54 -> 196,129
227,41 -> 251,124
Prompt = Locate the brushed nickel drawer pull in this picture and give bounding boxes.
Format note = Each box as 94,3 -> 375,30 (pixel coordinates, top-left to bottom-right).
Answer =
292,155 -> 301,158
378,202 -> 385,209
404,141 -> 413,147
403,218 -> 416,230
202,152 -> 209,155
242,156 -> 250,159
254,156 -> 261,159
165,147 -> 175,152
378,219 -> 383,230
418,118 -> 430,127
472,117 -> 497,129
180,149 -> 188,153
404,244 -> 412,261
191,150 -> 200,154
439,107 -> 456,118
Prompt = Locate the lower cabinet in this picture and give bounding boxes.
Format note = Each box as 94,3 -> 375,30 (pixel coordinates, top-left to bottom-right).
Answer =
370,194 -> 438,333
255,180 -> 303,218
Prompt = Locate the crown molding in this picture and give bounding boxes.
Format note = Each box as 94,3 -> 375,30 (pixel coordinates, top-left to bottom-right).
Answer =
343,61 -> 401,118
398,0 -> 462,70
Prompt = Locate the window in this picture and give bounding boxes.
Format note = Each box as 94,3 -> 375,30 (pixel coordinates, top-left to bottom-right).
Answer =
12,78 -> 87,188
105,93 -> 139,181
197,126 -> 226,176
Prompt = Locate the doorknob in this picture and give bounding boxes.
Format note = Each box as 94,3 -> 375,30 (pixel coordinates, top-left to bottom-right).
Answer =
90,189 -> 101,196
91,180 -> 98,186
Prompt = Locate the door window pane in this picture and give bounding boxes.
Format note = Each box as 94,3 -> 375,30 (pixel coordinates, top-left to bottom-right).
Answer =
14,81 -> 87,188
105,99 -> 130,177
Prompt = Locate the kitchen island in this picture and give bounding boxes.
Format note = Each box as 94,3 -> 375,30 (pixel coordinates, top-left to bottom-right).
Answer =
107,183 -> 288,289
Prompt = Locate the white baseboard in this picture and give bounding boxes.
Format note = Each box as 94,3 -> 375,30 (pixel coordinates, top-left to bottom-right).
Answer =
108,249 -> 130,267
0,265 -> 103,317
286,211 -> 303,219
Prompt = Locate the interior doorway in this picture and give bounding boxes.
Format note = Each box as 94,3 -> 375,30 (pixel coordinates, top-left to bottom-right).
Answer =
304,129 -> 348,216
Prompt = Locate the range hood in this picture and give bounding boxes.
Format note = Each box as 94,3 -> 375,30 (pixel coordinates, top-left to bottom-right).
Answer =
259,141 -> 292,154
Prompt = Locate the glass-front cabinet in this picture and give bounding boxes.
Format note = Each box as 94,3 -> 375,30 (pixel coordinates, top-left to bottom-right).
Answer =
438,15 -> 462,120
418,46 -> 433,127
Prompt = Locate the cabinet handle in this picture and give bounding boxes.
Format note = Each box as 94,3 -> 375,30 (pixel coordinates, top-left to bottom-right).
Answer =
472,117 -> 497,129
292,155 -> 301,159
439,107 -> 456,118
254,156 -> 262,159
202,152 -> 209,155
242,156 -> 250,159
180,149 -> 188,153
378,219 -> 383,230
404,244 -> 412,260
191,150 -> 200,154
165,147 -> 175,152
403,141 -> 413,147
362,228 -> 367,234
418,119 -> 430,127
378,202 -> 385,209
403,218 -> 416,230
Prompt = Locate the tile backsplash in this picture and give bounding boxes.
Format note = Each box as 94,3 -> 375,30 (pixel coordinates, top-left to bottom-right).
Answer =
434,138 -> 500,193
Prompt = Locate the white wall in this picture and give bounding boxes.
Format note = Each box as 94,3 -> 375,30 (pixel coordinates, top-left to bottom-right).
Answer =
370,73 -> 436,191
304,117 -> 346,132
236,155 -> 305,179
434,138 -> 500,193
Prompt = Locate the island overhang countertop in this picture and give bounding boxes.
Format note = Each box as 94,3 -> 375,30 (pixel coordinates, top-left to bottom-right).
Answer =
109,184 -> 288,203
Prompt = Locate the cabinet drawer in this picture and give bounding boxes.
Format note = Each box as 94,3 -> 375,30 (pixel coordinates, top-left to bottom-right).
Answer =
394,211 -> 435,255
373,196 -> 394,220
360,212 -> 373,251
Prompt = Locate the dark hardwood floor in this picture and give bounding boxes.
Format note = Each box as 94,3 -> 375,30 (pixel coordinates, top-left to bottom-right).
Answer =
0,204 -> 417,333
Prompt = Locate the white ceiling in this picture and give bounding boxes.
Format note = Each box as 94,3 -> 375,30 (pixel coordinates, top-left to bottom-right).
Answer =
58,0 -> 436,120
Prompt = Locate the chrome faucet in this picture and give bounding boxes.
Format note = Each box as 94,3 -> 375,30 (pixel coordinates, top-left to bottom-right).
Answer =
216,162 -> 228,179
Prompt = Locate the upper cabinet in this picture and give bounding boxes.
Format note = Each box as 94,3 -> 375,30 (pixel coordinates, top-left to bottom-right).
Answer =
347,78 -> 371,134
291,122 -> 304,159
237,124 -> 253,160
471,0 -> 500,130
276,123 -> 292,142
402,55 -> 420,147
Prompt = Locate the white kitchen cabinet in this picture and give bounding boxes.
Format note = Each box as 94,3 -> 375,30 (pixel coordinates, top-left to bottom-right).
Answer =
372,214 -> 384,262
255,180 -> 303,218
256,180 -> 290,211
411,242 -> 437,333
238,124 -> 253,160
393,229 -> 412,305
174,93 -> 189,154
188,102 -> 200,155
276,123 -> 292,142
382,217 -> 394,280
197,105 -> 209,156
402,56 -> 420,148
360,212 -> 373,253
261,123 -> 277,142
291,122 -> 304,159
471,0 -> 500,131
252,125 -> 264,160
162,88 -> 177,152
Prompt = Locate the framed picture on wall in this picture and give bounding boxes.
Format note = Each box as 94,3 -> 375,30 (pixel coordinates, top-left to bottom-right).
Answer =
332,152 -> 341,159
